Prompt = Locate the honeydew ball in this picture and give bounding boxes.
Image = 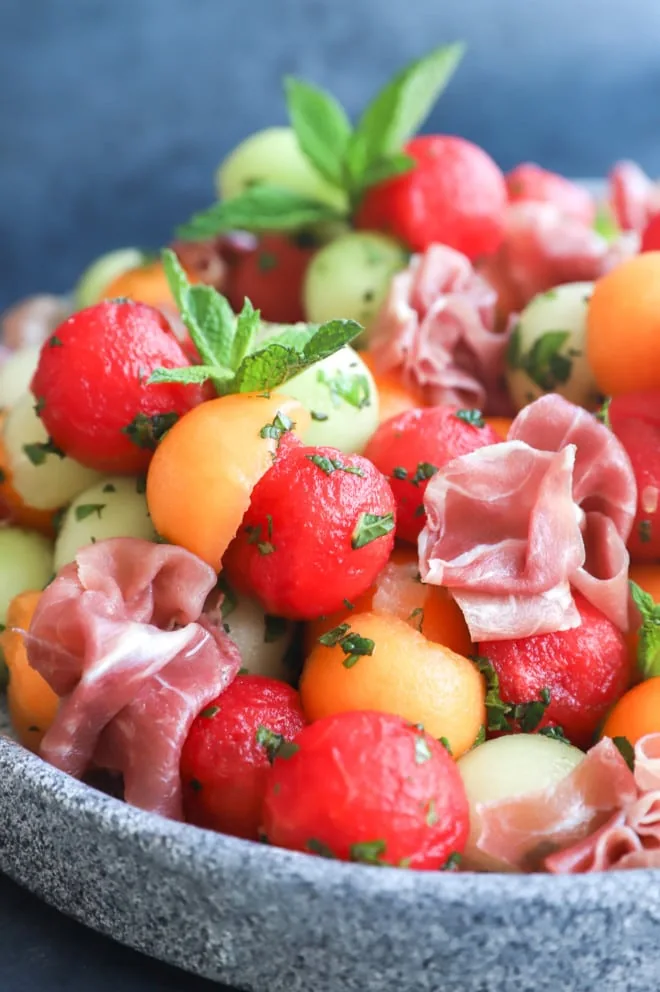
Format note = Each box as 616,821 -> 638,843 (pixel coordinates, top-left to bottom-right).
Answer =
221,590 -> 294,683
3,393 -> 102,511
217,127 -> 347,212
506,282 -> 601,411
303,232 -> 407,335
283,345 -> 379,453
54,476 -> 158,572
74,248 -> 146,310
457,734 -> 585,872
0,528 -> 54,623
0,346 -> 41,411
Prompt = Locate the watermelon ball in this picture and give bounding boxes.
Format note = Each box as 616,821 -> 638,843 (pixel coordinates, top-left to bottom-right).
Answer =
262,710 -> 470,870
223,443 -> 396,620
356,135 -> 507,261
181,675 -> 306,840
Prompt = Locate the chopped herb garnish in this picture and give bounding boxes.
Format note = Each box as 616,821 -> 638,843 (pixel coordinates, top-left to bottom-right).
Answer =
189,778 -> 203,792
256,725 -> 285,763
75,503 -> 105,522
349,839 -> 387,865
538,725 -> 571,745
441,852 -> 462,871
595,396 -> 612,429
201,705 -> 220,719
51,507 -> 66,534
49,335 -> 63,347
438,736 -> 453,755
410,462 -> 438,486
630,580 -> 660,679
310,410 -> 329,421
317,368 -> 371,409
259,411 -> 294,443
306,453 -> 365,476
23,438 -> 65,465
414,504 -> 425,518
264,614 -> 288,643
319,623 -> 351,646
392,466 -> 408,480
343,598 -> 355,610
408,607 -> 424,632
245,522 -> 276,555
425,798 -> 439,827
102,482 -> 117,493
455,408 -> 485,428
257,541 -> 276,555
238,666 -> 249,675
512,687 -> 551,733
351,511 -> 395,549
471,655 -> 561,738
33,396 -> 46,416
217,575 -> 237,619
613,735 -> 635,771
277,740 -> 300,760
258,251 -> 277,272
135,475 -> 147,494
640,519 -> 652,544
122,412 -> 179,450
307,838 -> 336,859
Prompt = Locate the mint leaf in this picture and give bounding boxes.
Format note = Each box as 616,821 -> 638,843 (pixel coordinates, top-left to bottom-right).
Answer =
523,331 -> 572,391
284,76 -> 352,188
177,186 -> 345,240
301,319 -> 362,362
231,298 -> 261,368
348,42 -> 464,181
612,735 -> 635,771
149,365 -> 233,387
630,580 -> 660,679
351,512 -> 395,549
161,249 -> 236,368
359,151 -> 417,189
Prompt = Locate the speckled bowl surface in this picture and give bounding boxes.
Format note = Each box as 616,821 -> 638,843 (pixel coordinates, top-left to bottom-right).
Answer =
1,703 -> 659,992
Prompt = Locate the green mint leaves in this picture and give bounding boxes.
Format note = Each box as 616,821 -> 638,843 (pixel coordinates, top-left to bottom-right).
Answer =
630,580 -> 660,679
177,42 -> 464,238
149,250 -> 361,394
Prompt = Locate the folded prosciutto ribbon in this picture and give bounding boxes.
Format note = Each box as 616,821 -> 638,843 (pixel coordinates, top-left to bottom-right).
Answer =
419,394 -> 637,641
473,733 -> 660,874
367,243 -> 513,416
23,539 -> 241,820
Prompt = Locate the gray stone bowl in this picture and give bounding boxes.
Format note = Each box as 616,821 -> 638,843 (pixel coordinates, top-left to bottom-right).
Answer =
0,728 -> 659,992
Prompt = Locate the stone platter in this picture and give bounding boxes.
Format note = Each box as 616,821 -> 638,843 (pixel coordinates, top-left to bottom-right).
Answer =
1,704 -> 659,992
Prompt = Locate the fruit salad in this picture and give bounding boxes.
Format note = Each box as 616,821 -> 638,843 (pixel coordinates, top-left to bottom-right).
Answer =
3,43 -> 660,875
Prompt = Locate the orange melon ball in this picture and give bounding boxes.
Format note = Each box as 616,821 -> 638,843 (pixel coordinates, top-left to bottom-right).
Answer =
602,677 -> 660,747
587,252 -> 660,395
146,392 -> 310,571
359,351 -> 423,424
300,611 -> 485,757
102,258 -> 200,310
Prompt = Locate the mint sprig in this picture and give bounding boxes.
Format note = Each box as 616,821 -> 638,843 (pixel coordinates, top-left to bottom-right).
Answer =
176,42 -> 464,239
150,250 -> 361,394
630,580 -> 660,679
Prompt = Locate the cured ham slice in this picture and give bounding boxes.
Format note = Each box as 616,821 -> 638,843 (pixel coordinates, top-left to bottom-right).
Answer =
546,733 -> 660,873
24,539 -> 241,819
609,161 -> 660,233
368,244 -> 512,415
419,394 -> 636,640
481,201 -> 639,314
474,738 -> 637,872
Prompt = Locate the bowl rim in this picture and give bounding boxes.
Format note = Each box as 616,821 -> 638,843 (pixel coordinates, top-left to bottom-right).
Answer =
1,732 -> 655,903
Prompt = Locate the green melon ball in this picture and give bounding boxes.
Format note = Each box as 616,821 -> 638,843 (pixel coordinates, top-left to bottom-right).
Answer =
457,734 -> 585,872
283,345 -> 379,453
303,232 -> 407,338
54,476 -> 158,572
216,127 -> 347,211
74,248 -> 146,310
3,393 -> 102,511
0,346 -> 41,411
506,282 -> 601,412
222,590 -> 294,683
0,527 -> 54,623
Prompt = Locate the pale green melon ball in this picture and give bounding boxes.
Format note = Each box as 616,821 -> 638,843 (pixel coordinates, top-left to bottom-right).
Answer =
0,528 -> 54,623
74,248 -> 146,310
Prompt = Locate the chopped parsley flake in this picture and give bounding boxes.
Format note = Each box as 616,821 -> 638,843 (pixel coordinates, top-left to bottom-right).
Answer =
49,335 -> 63,347
122,412 -> 179,450
392,466 -> 408,480
318,622 -> 374,668
189,778 -> 203,792
351,512 -> 395,549
410,462 -> 438,487
306,453 -> 365,477
408,607 -> 424,632
441,852 -> 462,871
349,839 -> 387,865
259,411 -> 294,443
23,438 -> 65,465
310,410 -> 329,422
438,736 -> 453,755
307,838 -> 336,859
612,735 -> 635,771
75,503 -> 105,522
455,409 -> 485,428
640,519 -> 652,544
201,705 -> 219,719
33,396 -> 46,416
317,368 -> 371,410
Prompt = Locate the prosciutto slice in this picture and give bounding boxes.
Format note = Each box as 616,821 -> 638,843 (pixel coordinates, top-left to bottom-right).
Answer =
609,160 -> 660,233
481,201 -> 638,314
368,244 -> 512,415
546,734 -> 660,873
24,539 -> 240,819
419,394 -> 637,640
474,738 -> 637,872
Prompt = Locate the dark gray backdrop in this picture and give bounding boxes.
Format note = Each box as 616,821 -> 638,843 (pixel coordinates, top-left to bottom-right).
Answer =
2,0 -> 660,308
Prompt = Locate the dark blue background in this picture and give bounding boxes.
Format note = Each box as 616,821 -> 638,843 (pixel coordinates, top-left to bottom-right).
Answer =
2,0 -> 660,308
